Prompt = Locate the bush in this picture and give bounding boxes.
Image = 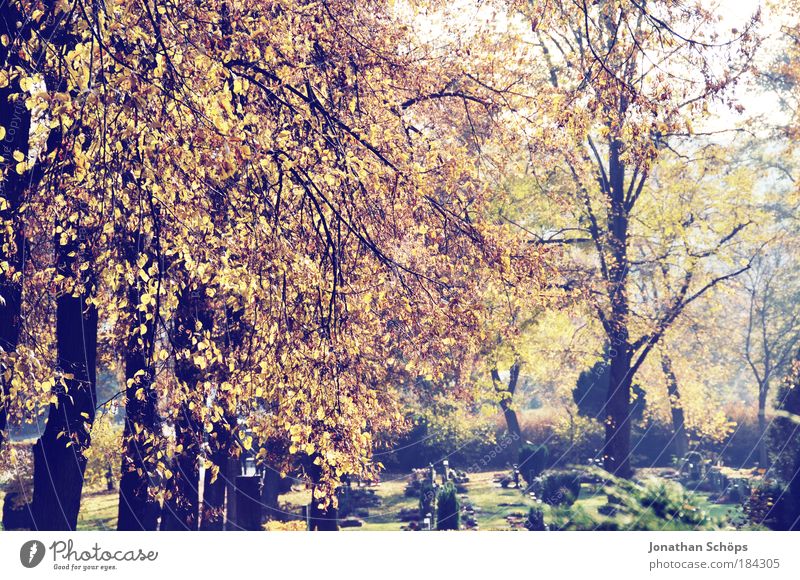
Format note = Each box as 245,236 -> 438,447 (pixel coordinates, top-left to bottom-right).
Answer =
524,507 -> 546,531
744,481 -> 795,531
768,372 -> 800,529
385,417 -> 510,470
515,409 -> 604,468
637,480 -> 708,526
531,470 -> 581,506
419,480 -> 436,522
550,468 -> 721,531
573,359 -> 646,422
518,443 -> 548,485
436,482 -> 460,530
0,441 -> 35,530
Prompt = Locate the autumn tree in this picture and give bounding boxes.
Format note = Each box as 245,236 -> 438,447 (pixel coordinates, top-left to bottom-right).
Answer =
510,0 -> 759,476
741,240 -> 800,467
0,0 -> 546,532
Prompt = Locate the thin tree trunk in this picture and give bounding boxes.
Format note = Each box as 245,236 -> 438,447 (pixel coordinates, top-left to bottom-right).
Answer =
199,416 -> 233,530
200,307 -> 244,530
160,285 -> 210,530
31,226 -> 98,530
758,386 -> 768,468
661,353 -> 689,460
492,363 -> 522,461
308,485 -> 339,531
117,235 -> 161,530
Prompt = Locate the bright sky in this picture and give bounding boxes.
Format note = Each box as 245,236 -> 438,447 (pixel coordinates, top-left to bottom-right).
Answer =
705,0 -> 788,131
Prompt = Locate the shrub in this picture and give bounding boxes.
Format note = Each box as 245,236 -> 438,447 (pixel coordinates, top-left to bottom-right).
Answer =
518,443 -> 548,485
744,481 -> 795,530
419,480 -> 436,522
531,470 -> 581,506
436,482 -> 460,530
637,480 -> 708,526
768,371 -> 800,529
631,421 -> 680,467
524,507 -> 546,531
711,404 -> 760,467
0,441 -> 35,530
573,359 -> 646,422
385,414 -> 506,470
551,469 -> 721,530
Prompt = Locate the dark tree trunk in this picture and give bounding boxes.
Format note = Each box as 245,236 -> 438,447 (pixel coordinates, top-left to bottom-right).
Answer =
117,236 -> 161,530
200,306 -> 244,530
261,467 -> 282,522
199,418 -> 233,530
31,232 -> 98,530
0,3 -> 32,450
160,286 -> 210,530
605,347 -> 633,477
308,489 -> 339,531
233,475 -> 263,531
603,137 -> 633,479
661,353 -> 689,460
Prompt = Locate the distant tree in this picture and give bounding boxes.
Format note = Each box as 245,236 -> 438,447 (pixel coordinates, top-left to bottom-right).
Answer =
742,243 -> 800,467
511,0 -> 759,476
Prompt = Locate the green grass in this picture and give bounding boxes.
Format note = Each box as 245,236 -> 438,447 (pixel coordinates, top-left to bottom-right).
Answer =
463,471 -> 535,530
77,489 -> 119,530
348,474 -> 418,531
1,470 -> 747,531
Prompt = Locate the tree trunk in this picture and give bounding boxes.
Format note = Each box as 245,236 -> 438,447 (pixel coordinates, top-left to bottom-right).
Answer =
605,347 -> 633,478
602,137 -> 633,479
160,286 -> 210,530
308,487 -> 339,531
117,238 -> 161,530
224,457 -> 241,530
661,353 -> 689,460
199,417 -> 233,530
31,232 -> 98,530
200,306 -> 244,530
492,363 -> 522,461
0,9 -> 32,449
758,386 -> 768,468
261,466 -> 282,522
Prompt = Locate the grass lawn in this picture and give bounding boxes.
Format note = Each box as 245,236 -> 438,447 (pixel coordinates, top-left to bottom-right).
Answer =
2,470 -> 746,531
77,489 -> 119,530
463,471 -> 536,530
